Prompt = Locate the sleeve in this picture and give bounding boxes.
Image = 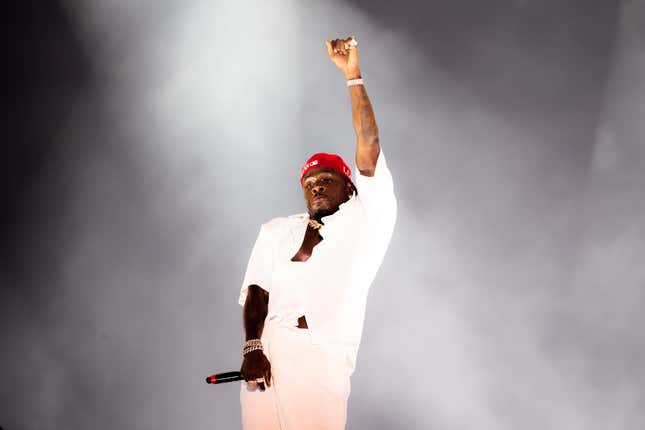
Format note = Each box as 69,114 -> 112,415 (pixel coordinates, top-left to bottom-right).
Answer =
354,148 -> 397,224
238,223 -> 274,306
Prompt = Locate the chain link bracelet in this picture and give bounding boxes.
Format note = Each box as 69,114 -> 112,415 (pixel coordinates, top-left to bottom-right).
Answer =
243,339 -> 263,356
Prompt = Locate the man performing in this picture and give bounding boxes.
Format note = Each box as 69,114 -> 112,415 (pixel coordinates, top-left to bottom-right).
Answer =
237,35 -> 397,430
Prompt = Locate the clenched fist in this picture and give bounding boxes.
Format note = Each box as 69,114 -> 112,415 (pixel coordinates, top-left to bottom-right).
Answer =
325,36 -> 361,79
241,349 -> 272,391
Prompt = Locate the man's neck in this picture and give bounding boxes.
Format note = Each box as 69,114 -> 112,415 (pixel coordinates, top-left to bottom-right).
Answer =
309,206 -> 340,222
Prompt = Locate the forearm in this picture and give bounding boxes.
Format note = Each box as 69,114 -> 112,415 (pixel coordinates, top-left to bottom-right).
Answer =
347,75 -> 380,175
243,284 -> 268,341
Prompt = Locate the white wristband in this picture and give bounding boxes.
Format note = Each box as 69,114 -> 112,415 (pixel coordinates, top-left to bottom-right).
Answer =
347,78 -> 364,87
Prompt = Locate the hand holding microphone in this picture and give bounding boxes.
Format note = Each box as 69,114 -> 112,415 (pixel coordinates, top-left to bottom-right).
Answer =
240,348 -> 272,391
207,339 -> 272,391
205,367 -> 270,391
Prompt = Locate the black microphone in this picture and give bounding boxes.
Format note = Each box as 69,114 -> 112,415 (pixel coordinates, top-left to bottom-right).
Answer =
205,371 -> 244,384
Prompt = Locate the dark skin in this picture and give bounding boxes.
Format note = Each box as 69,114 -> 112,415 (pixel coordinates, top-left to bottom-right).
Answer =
240,36 -> 380,391
240,284 -> 271,389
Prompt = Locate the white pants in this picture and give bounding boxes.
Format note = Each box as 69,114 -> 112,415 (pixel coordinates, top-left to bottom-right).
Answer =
240,325 -> 353,430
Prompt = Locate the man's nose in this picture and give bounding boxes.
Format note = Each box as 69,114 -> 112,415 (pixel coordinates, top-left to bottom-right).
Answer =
312,184 -> 325,194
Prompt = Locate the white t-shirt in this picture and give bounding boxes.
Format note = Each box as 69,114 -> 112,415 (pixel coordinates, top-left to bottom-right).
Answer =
238,149 -> 397,356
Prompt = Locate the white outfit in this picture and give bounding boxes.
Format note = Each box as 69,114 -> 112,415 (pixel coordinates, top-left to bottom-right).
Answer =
238,149 -> 396,430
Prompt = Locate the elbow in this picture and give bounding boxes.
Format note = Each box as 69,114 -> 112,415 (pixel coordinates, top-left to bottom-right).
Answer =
356,140 -> 380,176
359,125 -> 379,143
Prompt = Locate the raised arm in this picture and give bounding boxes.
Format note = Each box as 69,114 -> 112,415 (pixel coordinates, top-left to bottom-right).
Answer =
326,36 -> 380,176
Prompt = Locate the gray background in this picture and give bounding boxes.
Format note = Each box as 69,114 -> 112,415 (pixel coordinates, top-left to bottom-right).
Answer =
2,0 -> 644,429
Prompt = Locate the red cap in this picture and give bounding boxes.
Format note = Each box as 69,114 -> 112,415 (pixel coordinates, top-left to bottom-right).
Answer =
300,153 -> 352,184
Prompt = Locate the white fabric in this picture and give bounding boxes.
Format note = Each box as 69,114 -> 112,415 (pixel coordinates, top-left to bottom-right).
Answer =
238,149 -> 396,429
240,324 -> 352,430
239,149 -> 396,363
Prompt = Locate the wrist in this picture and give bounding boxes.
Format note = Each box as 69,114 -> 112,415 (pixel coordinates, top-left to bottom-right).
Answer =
344,68 -> 361,80
243,349 -> 264,359
242,339 -> 263,356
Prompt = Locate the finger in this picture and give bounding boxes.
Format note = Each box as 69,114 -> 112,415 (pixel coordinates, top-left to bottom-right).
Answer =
338,39 -> 348,55
254,377 -> 265,391
348,43 -> 359,61
264,368 -> 272,387
325,40 -> 334,56
332,39 -> 343,54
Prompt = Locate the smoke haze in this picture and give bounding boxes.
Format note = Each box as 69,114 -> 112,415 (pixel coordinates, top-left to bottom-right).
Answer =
2,1 -> 644,429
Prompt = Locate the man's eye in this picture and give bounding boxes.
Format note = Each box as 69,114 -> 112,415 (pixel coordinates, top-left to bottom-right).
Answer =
323,178 -> 332,183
